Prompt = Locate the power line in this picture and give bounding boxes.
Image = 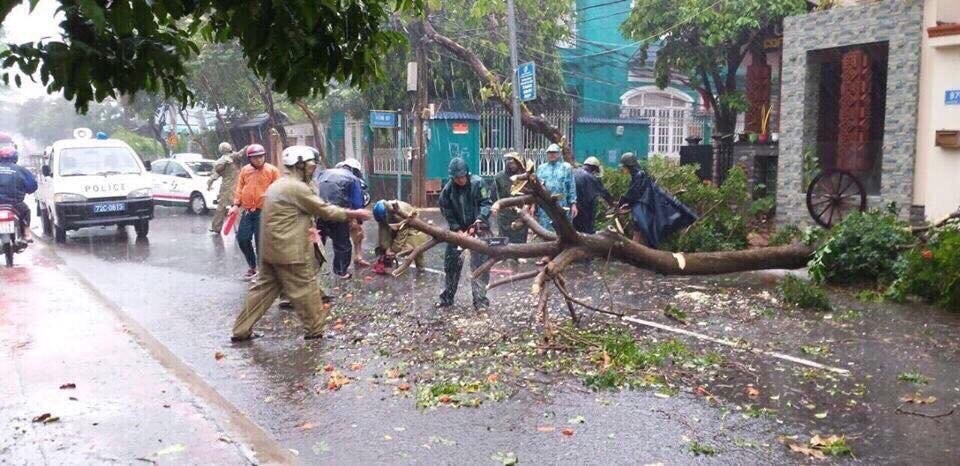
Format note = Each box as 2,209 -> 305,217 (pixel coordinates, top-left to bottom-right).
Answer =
572,0 -> 723,59
575,0 -> 630,13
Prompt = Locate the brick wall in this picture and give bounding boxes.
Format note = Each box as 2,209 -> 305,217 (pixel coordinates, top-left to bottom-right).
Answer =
777,0 -> 924,225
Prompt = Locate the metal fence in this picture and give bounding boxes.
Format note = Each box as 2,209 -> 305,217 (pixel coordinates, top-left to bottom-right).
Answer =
370,114 -> 413,176
620,108 -> 713,157
372,147 -> 413,175
478,106 -> 573,177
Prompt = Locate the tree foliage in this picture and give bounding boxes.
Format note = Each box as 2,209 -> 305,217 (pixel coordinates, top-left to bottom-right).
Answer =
0,0 -> 421,112
621,0 -> 806,133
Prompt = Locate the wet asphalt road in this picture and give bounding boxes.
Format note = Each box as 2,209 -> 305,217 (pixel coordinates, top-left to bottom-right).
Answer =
34,206 -> 798,465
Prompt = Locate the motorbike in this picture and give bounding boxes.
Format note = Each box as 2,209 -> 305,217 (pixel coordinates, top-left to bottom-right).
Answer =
0,204 -> 26,267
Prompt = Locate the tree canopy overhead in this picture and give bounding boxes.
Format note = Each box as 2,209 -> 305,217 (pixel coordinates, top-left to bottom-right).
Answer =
621,0 -> 806,133
0,0 -> 421,112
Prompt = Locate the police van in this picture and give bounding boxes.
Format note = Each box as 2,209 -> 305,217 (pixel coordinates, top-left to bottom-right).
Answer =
36,129 -> 154,243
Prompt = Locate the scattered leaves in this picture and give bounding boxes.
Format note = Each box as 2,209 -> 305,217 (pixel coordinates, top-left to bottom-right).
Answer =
32,413 -> 59,424
536,426 -> 556,433
899,393 -> 936,404
490,451 -> 518,465
687,441 -> 717,456
298,422 -> 316,431
326,371 -> 350,391
745,385 -> 760,400
897,371 -> 930,385
214,351 -> 225,361
561,427 -> 574,436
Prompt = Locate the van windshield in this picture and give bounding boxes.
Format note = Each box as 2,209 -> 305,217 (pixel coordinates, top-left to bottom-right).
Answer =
59,147 -> 142,176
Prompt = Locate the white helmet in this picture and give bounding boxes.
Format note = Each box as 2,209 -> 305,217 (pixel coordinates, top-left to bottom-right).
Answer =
218,142 -> 233,154
546,143 -> 561,153
583,156 -> 603,175
336,158 -> 362,172
281,145 -> 319,167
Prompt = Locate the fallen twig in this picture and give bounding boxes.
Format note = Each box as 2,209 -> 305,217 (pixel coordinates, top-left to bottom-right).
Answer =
895,404 -> 955,419
487,269 -> 540,290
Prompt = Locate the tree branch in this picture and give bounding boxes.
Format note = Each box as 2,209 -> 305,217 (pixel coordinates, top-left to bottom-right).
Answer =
422,19 -> 575,164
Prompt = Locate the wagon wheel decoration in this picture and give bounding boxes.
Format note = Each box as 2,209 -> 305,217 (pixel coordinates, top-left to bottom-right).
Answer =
806,170 -> 867,228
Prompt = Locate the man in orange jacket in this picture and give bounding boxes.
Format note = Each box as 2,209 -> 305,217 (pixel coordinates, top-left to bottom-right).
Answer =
229,144 -> 280,280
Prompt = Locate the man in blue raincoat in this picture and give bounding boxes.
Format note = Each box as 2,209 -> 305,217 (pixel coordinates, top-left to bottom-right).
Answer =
535,143 -> 577,231
618,153 -> 697,248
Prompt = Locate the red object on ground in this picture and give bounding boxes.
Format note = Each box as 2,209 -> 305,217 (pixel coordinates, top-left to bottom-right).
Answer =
372,258 -> 387,275
222,210 -> 239,236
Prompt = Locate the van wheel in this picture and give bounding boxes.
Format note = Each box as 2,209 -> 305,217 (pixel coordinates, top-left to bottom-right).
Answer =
134,220 -> 149,238
54,224 -> 67,243
189,192 -> 208,215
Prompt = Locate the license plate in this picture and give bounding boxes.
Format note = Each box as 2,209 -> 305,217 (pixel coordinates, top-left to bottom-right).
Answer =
92,202 -> 126,214
0,221 -> 14,234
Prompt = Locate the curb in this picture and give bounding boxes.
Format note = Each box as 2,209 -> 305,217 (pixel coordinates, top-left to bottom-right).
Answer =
33,240 -> 298,465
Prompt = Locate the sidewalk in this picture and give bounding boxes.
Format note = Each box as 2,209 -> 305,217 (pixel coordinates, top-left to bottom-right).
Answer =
0,245 -> 289,465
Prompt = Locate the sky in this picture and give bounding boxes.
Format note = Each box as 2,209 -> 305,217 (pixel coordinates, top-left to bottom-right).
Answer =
2,0 -> 63,102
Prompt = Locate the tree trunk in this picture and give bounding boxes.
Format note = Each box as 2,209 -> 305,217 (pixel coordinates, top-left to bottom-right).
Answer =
249,76 -> 289,147
394,172 -> 813,330
295,100 -> 329,168
422,19 -> 575,165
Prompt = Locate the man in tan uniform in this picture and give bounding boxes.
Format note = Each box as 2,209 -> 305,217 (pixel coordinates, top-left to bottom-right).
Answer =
371,199 -> 430,273
231,146 -> 372,342
208,142 -> 244,233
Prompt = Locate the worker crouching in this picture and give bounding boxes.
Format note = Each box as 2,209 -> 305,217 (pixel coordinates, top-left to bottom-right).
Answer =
371,199 -> 430,274
231,146 -> 372,342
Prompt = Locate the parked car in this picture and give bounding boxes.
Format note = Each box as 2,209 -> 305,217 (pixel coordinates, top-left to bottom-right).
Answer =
149,153 -> 220,214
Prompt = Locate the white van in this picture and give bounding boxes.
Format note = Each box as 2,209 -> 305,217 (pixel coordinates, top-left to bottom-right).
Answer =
36,134 -> 154,243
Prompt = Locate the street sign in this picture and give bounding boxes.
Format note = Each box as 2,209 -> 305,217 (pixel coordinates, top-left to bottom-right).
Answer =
517,62 -> 536,102
946,90 -> 960,105
369,110 -> 398,128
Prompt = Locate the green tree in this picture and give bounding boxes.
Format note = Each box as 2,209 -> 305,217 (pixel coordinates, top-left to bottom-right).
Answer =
16,96 -> 124,144
621,0 -> 806,134
418,0 -> 576,161
0,0 -> 420,112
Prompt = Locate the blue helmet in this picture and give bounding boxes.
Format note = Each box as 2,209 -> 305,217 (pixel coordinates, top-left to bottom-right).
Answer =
373,200 -> 388,223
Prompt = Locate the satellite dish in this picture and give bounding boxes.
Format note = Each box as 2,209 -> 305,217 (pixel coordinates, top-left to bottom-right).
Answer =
73,128 -> 93,140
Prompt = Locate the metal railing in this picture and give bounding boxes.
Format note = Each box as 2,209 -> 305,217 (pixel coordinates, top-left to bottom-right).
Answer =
478,106 -> 573,177
372,147 -> 412,175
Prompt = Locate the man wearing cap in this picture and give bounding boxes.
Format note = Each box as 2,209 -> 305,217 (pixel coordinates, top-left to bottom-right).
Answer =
372,199 -> 430,273
493,152 -> 529,244
535,143 -> 577,231
208,142 -> 245,233
437,157 -> 493,310
572,156 -> 614,234
618,152 -> 697,247
231,146 -> 372,342
315,158 -> 366,279
230,144 -> 281,280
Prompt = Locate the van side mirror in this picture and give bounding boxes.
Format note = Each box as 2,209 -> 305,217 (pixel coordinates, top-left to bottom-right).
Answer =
42,165 -> 52,177
144,160 -> 152,171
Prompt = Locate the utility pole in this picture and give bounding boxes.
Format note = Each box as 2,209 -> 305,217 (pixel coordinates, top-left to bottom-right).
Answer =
506,0 -> 523,155
416,23 -> 428,207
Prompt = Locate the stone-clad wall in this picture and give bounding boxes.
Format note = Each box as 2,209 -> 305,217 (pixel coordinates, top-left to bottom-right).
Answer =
777,0 -> 924,225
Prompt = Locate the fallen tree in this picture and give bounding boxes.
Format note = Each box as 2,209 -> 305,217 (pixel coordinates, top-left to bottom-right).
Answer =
391,172 -> 814,332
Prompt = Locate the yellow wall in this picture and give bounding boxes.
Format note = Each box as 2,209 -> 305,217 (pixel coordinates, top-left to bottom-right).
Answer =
916,0 -> 960,221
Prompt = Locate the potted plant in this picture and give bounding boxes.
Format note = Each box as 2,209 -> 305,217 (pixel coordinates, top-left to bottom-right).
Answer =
758,105 -> 772,143
748,132 -> 759,143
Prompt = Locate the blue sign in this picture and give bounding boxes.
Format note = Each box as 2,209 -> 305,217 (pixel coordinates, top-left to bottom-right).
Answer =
946,90 -> 960,105
517,62 -> 537,102
369,110 -> 398,128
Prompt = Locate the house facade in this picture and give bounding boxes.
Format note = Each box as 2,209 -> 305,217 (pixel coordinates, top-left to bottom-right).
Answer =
561,0 -> 709,159
777,0 -> 960,225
